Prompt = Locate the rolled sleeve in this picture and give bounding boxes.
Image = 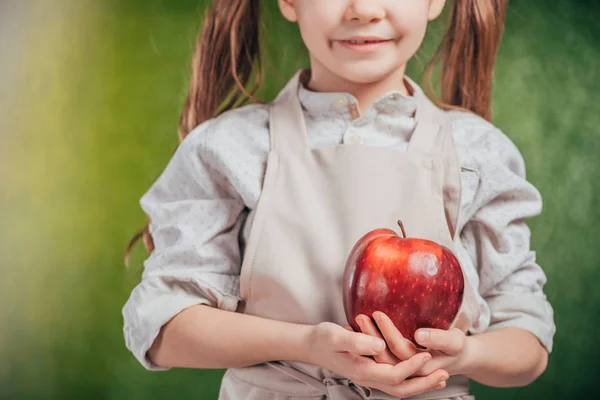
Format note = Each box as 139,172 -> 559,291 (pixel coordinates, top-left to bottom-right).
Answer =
122,121 -> 245,370
459,127 -> 556,353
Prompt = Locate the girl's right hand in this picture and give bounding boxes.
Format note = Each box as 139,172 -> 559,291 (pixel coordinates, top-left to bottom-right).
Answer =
304,322 -> 449,398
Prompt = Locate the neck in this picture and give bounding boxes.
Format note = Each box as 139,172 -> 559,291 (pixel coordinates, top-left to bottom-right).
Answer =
305,62 -> 411,113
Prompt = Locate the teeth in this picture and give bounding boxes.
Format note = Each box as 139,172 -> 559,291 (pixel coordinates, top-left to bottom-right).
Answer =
349,40 -> 378,44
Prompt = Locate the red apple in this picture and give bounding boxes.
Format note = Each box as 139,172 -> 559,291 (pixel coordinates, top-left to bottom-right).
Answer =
343,220 -> 464,346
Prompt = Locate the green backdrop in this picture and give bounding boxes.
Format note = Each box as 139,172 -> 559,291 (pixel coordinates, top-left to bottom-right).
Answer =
1,0 -> 598,398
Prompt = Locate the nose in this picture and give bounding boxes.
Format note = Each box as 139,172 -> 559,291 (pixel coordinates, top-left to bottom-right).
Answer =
345,0 -> 386,23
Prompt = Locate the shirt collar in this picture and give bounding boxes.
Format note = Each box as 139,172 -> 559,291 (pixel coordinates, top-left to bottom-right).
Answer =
296,68 -> 418,120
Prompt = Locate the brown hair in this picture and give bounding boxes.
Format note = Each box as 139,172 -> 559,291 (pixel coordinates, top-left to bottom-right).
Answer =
124,0 -> 508,267
124,0 -> 263,268
424,0 -> 508,121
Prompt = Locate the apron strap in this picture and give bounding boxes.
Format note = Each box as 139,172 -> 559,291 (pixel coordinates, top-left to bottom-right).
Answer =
441,126 -> 462,240
405,77 -> 444,156
269,70 -> 310,154
266,362 -> 365,399
406,79 -> 462,240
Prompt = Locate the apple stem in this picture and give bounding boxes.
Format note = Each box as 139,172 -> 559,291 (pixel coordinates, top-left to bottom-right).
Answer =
397,220 -> 407,238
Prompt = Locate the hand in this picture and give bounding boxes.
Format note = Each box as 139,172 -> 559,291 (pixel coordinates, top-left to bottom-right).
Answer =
412,326 -> 473,377
348,311 -> 472,378
305,322 -> 448,398
346,312 -> 419,366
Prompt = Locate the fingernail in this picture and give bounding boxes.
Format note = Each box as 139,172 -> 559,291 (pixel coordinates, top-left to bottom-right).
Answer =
436,381 -> 446,389
423,353 -> 432,362
355,316 -> 364,329
372,338 -> 385,351
415,329 -> 429,342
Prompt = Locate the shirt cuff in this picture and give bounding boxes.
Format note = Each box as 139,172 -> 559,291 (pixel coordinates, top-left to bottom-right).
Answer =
123,278 -> 241,371
484,292 -> 556,353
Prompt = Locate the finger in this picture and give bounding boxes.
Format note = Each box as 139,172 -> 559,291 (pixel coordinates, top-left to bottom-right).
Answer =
343,325 -> 354,332
338,329 -> 386,356
362,366 -> 448,398
414,328 -> 465,355
351,352 -> 429,387
391,369 -> 449,397
355,315 -> 400,365
373,311 -> 418,360
415,355 -> 455,376
389,352 -> 433,383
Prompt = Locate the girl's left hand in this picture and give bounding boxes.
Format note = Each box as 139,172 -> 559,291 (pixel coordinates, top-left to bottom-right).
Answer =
345,311 -> 474,377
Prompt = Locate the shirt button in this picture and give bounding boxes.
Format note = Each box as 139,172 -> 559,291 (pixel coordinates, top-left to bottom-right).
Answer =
335,96 -> 348,108
349,104 -> 360,120
349,135 -> 364,144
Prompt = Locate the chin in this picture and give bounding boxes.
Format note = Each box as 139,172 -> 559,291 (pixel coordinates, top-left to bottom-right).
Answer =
333,63 -> 403,85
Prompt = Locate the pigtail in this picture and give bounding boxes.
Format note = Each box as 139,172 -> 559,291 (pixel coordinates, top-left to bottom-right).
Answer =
424,0 -> 508,121
125,0 -> 264,268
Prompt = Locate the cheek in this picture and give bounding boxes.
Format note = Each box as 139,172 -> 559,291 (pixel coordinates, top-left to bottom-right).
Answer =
391,4 -> 429,38
296,2 -> 341,54
298,17 -> 335,56
391,14 -> 430,58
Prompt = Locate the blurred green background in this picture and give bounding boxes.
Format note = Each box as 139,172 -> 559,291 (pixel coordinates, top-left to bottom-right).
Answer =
1,0 -> 598,398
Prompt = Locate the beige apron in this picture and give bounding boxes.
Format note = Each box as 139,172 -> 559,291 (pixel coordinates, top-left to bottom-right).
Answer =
219,70 -> 480,400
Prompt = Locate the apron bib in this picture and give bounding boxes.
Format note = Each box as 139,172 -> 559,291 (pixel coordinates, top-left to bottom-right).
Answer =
219,70 -> 480,400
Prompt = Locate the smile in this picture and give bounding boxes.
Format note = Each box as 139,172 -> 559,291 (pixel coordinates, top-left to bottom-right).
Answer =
337,39 -> 392,53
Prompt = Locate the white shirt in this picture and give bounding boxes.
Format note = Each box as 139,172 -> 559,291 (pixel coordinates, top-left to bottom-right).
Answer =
122,72 -> 556,371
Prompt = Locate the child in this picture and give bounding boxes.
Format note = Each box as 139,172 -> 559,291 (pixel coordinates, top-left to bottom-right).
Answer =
123,1 -> 555,399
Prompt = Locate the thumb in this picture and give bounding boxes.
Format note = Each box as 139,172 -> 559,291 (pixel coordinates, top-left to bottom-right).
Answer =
339,330 -> 386,356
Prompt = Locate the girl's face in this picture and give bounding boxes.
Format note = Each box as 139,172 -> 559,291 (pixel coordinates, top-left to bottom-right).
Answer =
278,0 -> 446,87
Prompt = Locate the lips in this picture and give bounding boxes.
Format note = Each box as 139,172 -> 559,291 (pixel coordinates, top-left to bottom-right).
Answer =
339,36 -> 392,44
336,37 -> 393,53
342,39 -> 389,44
